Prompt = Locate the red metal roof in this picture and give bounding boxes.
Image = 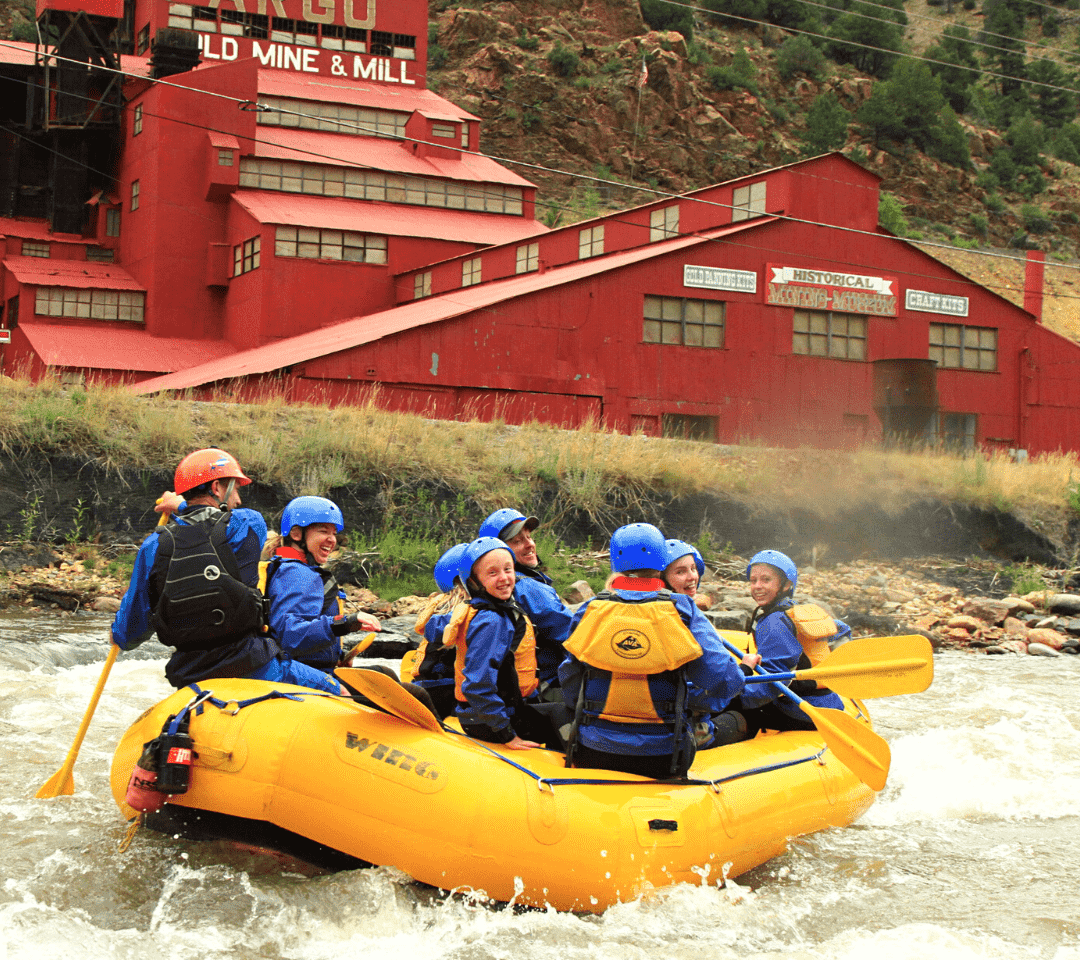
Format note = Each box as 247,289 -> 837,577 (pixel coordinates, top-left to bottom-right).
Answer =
0,217 -> 85,244
3,256 -> 144,290
232,191 -> 547,245
254,128 -> 535,187
18,320 -> 238,373
0,39 -> 152,76
131,221 -> 768,395
257,71 -> 479,120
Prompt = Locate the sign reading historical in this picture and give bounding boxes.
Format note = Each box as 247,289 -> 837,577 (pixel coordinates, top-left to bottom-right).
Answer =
683,264 -> 757,294
765,264 -> 899,316
905,289 -> 969,317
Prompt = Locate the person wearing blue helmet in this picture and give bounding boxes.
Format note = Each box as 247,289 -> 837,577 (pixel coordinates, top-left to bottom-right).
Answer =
662,539 -> 705,598
738,549 -> 850,735
479,507 -> 573,699
445,537 -> 568,749
262,495 -> 381,685
559,523 -> 758,779
403,542 -> 469,718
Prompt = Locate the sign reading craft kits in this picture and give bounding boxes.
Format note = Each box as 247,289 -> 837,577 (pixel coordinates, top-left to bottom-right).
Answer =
905,289 -> 969,317
766,264 -> 899,316
683,265 -> 757,294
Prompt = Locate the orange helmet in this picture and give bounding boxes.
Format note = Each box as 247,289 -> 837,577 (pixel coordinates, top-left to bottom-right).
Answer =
174,448 -> 252,494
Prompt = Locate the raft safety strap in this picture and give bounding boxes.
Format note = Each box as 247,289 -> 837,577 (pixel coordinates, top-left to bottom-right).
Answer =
448,726 -> 829,791
118,812 -> 143,853
184,683 -> 334,715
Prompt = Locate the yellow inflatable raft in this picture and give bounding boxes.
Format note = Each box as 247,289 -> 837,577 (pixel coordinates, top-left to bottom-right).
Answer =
110,669 -> 879,912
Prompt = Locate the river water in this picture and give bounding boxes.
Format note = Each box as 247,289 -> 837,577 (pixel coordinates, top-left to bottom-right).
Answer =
3,611 -> 1079,960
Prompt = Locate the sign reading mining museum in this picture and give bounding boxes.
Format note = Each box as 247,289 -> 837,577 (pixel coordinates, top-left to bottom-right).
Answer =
904,289 -> 969,317
683,265 -> 757,293
765,264 -> 899,316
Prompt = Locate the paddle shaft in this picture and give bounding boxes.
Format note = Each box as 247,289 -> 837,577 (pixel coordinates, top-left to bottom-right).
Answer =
35,506 -> 170,799
742,656 -> 928,695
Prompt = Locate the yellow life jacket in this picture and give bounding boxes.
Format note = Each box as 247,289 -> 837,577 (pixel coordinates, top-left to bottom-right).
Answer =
784,604 -> 836,685
401,595 -> 465,683
444,602 -> 538,703
563,593 -> 702,724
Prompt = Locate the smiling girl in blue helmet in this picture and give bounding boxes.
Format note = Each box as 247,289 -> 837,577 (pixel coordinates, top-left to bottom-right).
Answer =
262,496 -> 382,680
739,550 -> 851,736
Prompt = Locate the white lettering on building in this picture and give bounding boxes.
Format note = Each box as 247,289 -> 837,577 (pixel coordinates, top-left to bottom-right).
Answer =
905,289 -> 969,317
770,265 -> 894,296
683,264 -> 757,293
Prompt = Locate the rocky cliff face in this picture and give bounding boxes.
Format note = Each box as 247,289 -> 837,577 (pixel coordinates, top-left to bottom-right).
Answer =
429,1 -> 1066,250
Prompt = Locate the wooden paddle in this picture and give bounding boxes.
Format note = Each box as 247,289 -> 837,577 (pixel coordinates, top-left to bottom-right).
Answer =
742,634 -> 934,699
721,638 -> 891,792
36,505 -> 171,799
335,666 -> 444,733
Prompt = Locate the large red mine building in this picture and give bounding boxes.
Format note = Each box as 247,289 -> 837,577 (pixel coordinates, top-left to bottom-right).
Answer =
1,0 -> 1078,454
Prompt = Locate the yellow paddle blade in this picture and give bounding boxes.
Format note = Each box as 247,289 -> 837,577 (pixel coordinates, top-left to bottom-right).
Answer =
343,632 -> 377,662
800,700 -> 891,792
336,667 -> 444,733
798,635 -> 934,699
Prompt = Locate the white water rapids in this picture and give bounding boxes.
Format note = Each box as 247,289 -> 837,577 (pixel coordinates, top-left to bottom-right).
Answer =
2,611 -> 1079,960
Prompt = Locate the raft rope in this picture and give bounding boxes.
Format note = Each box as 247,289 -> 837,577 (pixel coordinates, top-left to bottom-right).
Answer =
445,725 -> 829,793
167,685 -> 831,795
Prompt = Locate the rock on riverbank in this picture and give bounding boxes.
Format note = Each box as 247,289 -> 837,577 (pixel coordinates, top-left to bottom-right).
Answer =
3,542 -> 1076,657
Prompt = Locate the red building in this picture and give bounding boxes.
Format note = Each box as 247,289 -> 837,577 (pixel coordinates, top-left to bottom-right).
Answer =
1,0 -> 1078,454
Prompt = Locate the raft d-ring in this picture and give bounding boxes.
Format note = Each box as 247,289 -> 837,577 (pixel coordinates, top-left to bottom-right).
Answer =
709,781 -> 722,794
224,700 -> 241,716
537,778 -> 554,794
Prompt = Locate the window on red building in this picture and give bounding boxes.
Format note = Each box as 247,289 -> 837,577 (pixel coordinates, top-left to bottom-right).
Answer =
643,295 -> 724,348
86,247 -> 115,263
462,257 -> 482,287
393,34 -> 417,59
36,287 -> 144,322
217,149 -> 234,167
21,241 -> 49,258
929,322 -> 997,371
792,310 -> 866,360
578,225 -> 604,259
516,243 -> 539,274
370,30 -> 393,55
133,103 -> 143,136
650,206 -> 679,241
136,24 -> 150,54
130,180 -> 140,211
662,414 -> 717,442
105,208 -> 121,237
275,226 -> 386,264
233,236 -> 261,277
414,272 -> 432,299
731,182 -> 767,222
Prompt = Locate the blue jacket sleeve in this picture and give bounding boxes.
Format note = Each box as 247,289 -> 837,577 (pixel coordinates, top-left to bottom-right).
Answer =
676,595 -> 746,712
110,533 -> 160,650
455,608 -> 515,735
514,577 -> 572,643
268,561 -> 341,670
740,610 -> 804,709
226,508 -> 268,587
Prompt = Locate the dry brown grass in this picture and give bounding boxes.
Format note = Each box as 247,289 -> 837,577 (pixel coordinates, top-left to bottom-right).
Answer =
1,374 -> 1077,529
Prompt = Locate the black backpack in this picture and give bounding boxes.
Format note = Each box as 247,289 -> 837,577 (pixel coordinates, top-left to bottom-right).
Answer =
150,510 -> 266,652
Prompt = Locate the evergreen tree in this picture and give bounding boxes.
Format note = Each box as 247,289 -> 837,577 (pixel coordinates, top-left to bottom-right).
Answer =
827,0 -> 906,78
639,0 -> 695,41
803,92 -> 850,155
926,25 -> 980,114
858,60 -> 946,151
1025,59 -> 1076,129
981,0 -> 1027,100
776,34 -> 826,81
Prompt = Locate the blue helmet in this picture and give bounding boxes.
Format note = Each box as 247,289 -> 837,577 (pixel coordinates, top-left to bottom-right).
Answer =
664,539 -> 705,576
479,507 -> 539,542
280,496 -> 344,536
747,549 -> 798,593
458,536 -> 514,583
609,523 -> 667,573
433,543 -> 468,593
